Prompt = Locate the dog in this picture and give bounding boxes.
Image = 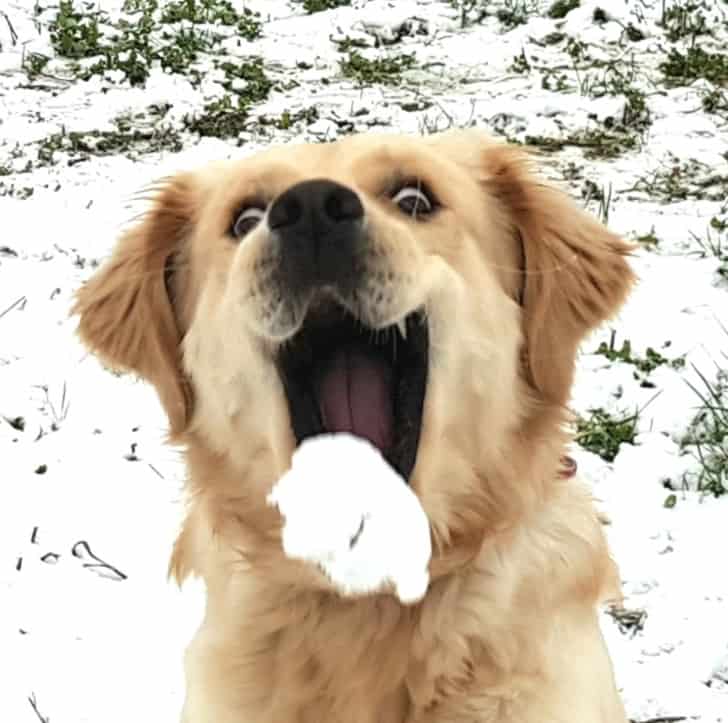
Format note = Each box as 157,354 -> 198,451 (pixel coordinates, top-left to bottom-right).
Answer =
74,128 -> 634,723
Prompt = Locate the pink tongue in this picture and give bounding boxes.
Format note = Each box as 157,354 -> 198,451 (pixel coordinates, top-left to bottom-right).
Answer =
316,345 -> 394,453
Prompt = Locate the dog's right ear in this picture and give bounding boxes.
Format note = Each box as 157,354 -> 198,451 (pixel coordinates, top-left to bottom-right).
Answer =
73,174 -> 197,437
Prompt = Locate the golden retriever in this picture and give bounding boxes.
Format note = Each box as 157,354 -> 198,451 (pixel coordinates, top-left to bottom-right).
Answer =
74,128 -> 634,723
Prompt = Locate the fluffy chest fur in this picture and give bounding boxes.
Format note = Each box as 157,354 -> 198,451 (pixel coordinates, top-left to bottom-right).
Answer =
180,476 -> 618,723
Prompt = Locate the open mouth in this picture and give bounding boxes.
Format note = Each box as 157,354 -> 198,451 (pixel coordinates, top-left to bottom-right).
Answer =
277,300 -> 428,481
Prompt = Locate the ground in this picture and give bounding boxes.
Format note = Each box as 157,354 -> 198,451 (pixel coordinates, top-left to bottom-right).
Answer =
0,0 -> 726,721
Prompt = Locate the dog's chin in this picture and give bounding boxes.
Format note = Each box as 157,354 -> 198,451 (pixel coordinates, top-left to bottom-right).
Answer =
275,297 -> 429,482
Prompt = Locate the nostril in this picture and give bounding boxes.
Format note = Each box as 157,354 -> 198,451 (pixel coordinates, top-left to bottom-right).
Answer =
269,196 -> 303,230
325,188 -> 364,224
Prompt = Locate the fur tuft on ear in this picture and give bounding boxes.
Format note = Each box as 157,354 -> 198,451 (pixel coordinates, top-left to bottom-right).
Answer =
480,142 -> 636,408
73,174 -> 196,436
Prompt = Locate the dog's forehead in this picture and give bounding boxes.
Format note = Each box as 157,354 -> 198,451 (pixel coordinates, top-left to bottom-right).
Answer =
223,134 -> 450,186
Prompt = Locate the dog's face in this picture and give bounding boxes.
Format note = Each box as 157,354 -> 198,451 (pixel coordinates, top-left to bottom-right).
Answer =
178,133 -> 526,484
75,129 -> 634,568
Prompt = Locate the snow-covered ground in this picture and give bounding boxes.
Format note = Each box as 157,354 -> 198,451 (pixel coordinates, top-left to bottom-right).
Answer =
1,0 -> 727,721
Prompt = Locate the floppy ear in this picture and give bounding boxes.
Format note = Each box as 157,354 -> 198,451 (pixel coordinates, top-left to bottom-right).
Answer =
479,141 -> 636,408
73,175 -> 196,436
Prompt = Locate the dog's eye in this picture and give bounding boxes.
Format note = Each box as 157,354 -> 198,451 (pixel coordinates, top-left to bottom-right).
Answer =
391,186 -> 434,218
232,207 -> 265,239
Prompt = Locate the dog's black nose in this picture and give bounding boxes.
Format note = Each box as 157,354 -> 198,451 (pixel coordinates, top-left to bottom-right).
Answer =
270,179 -> 364,294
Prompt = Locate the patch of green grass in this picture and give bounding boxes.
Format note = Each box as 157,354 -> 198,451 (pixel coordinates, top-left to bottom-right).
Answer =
595,338 -> 685,376
634,228 -> 660,249
591,6 -> 644,42
509,49 -> 531,74
590,6 -> 645,41
628,156 -> 728,203
496,0 -> 537,30
184,94 -> 249,138
619,84 -> 650,130
0,145 -> 29,176
541,68 -> 570,92
709,213 -> 727,234
49,0 -> 103,59
182,58 -> 274,138
592,6 -> 607,23
525,126 -> 639,160
160,0 -> 262,40
565,37 -> 591,64
48,0 -> 260,86
544,40 -> 652,133
596,183 -> 612,224
36,119 -> 183,164
701,87 -> 728,116
690,217 -> 728,280
660,46 -> 728,87
0,182 -> 35,200
449,0 -> 486,28
581,180 -> 613,224
2,416 -> 25,431
162,0 -> 228,24
561,161 -> 583,182
682,365 -> 728,497
580,130 -> 637,159
235,8 -> 263,41
23,51 -> 50,78
607,605 -> 647,637
450,0 -> 537,29
664,492 -> 678,508
659,0 -> 711,42
399,98 -> 433,112
69,4 -> 159,84
575,407 -> 639,463
548,0 -> 580,19
295,0 -> 351,12
570,52 -> 651,132
340,50 -> 416,86
257,106 -> 319,130
331,35 -> 369,53
218,57 -> 273,102
542,31 -> 566,45
157,27 -> 211,73
598,64 -> 651,130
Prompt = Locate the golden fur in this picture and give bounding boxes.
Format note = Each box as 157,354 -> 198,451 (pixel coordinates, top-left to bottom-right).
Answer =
74,128 -> 635,723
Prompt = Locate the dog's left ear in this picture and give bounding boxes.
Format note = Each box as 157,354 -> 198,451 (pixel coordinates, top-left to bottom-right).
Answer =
433,129 -> 636,408
73,174 -> 197,436
478,139 -> 636,408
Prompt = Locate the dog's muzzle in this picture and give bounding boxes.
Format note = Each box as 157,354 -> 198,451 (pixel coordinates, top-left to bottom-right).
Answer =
269,179 -> 365,299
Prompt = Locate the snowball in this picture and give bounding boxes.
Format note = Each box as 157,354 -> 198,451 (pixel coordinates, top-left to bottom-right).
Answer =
267,434 -> 431,604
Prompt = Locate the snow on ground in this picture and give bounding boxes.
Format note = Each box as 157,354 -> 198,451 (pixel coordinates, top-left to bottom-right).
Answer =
1,0 -> 727,720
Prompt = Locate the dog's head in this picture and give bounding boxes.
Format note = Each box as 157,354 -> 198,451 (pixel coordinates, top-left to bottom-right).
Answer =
74,129 -> 634,575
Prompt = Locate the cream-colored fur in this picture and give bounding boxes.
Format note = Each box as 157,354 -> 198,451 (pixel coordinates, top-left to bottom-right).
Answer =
74,129 -> 635,722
